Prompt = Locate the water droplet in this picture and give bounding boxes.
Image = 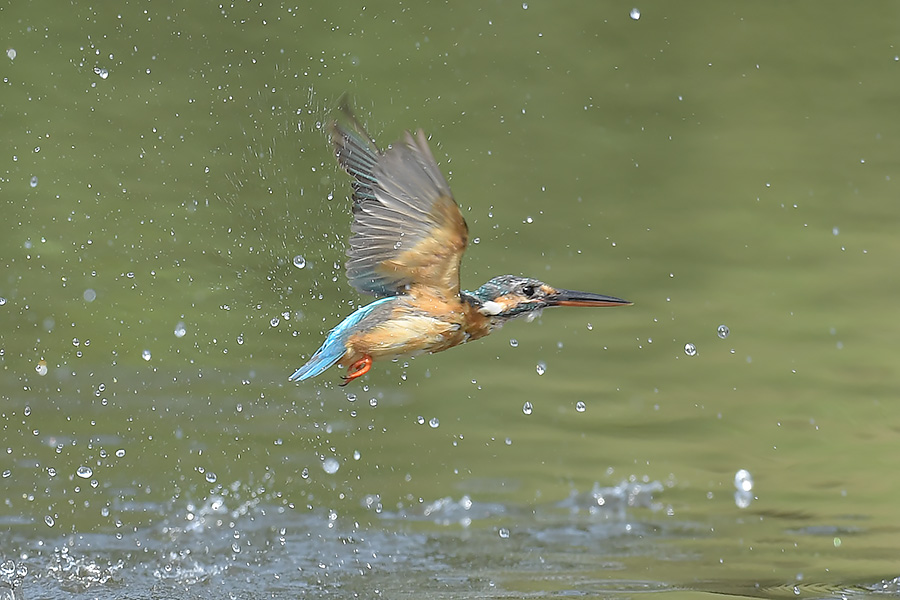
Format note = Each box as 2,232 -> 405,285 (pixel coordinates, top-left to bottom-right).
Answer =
630,7 -> 641,20
0,297 -> 6,306
141,349 -> 152,361
684,343 -> 697,357
205,471 -> 217,483
416,415 -> 425,425
7,48 -> 16,61
44,515 -> 55,527
369,398 -> 377,407
300,467 -> 309,479
734,468 -> 753,492
270,317 -> 280,327
35,360 -> 48,376
29,175 -> 38,188
93,67 -> 109,79
428,417 -> 440,428
353,450 -> 361,460
536,362 -> 546,375
115,449 -> 125,458
522,401 -> 533,415
236,334 -> 244,345
498,527 -> 510,538
346,393 -> 357,402
0,560 -> 14,576
76,466 -> 93,479
509,338 -> 518,348
717,324 -> 730,339
292,255 -> 306,269
174,322 -> 186,338
575,401 -> 586,413
322,457 -> 340,474
83,288 -> 97,302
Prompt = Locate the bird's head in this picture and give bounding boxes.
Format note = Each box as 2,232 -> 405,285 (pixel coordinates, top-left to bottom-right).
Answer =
464,275 -> 631,321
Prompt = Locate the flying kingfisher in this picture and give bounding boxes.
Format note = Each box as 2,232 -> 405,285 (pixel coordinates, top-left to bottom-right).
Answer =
289,101 -> 631,385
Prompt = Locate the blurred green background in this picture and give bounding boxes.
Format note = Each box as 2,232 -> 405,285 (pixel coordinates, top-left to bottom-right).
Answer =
2,1 -> 899,598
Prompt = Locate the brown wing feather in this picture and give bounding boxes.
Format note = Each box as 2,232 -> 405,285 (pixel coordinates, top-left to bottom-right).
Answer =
330,104 -> 468,299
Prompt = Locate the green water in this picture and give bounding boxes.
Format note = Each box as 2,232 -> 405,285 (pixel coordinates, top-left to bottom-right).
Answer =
2,1 -> 899,598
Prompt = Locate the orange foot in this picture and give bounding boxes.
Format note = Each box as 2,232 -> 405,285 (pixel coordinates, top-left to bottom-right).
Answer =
340,355 -> 372,386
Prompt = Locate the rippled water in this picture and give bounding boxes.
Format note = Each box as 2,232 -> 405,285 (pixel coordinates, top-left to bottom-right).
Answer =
3,2 -> 900,598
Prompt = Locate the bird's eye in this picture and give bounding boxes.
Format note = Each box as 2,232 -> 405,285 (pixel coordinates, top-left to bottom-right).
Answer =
522,284 -> 536,298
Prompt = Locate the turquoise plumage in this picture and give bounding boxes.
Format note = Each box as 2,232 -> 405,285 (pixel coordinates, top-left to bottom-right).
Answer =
288,297 -> 395,381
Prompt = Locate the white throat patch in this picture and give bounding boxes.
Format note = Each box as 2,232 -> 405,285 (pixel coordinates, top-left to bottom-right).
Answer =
478,300 -> 505,316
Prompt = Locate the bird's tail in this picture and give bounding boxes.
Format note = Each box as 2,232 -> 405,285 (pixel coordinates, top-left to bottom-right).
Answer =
288,296 -> 396,382
288,338 -> 346,382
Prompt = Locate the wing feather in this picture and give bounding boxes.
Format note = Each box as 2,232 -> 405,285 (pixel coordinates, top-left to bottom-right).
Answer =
329,101 -> 468,299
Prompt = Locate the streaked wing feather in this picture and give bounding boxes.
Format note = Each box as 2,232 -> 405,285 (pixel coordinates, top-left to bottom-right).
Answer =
330,105 -> 468,299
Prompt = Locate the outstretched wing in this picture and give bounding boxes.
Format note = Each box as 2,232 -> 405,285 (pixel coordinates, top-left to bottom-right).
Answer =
329,101 -> 469,299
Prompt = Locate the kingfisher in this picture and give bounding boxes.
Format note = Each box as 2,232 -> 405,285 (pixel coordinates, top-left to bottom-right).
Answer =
289,101 -> 631,385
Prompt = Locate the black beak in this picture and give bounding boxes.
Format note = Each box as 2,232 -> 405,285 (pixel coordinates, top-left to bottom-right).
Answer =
547,288 -> 632,308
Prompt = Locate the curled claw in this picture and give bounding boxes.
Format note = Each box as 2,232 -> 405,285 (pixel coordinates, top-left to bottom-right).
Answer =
339,355 -> 373,386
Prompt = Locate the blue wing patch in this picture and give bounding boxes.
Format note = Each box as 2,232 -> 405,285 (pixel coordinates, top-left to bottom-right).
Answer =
289,297 -> 395,382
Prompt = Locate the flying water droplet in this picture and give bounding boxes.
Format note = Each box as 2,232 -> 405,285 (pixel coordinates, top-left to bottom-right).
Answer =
630,7 -> 641,20
684,343 -> 697,357
205,471 -> 217,483
7,48 -> 16,61
429,417 -> 440,428
141,349 -> 152,361
44,515 -> 55,527
35,360 -> 48,376
174,322 -> 186,338
498,527 -> 510,538
734,468 -> 753,492
536,362 -> 547,375
29,175 -> 38,188
575,401 -> 586,413
292,255 -> 306,269
322,457 -> 340,474
83,288 -> 96,302
76,466 -> 93,479
717,324 -> 730,339
522,401 -> 533,415
509,339 -> 518,348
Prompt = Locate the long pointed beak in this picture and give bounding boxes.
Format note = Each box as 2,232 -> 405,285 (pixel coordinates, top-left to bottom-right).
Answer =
547,288 -> 632,308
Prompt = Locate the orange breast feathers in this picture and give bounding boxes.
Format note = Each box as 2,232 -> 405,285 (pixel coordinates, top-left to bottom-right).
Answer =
342,288 -> 478,366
